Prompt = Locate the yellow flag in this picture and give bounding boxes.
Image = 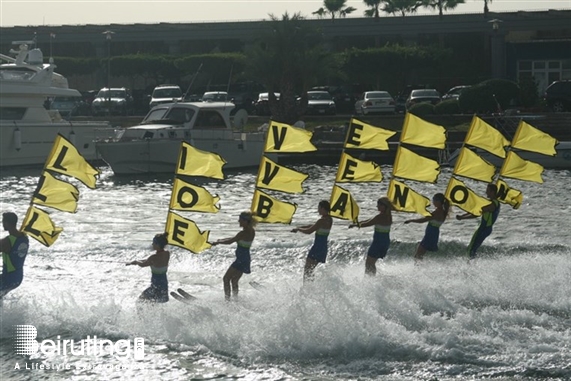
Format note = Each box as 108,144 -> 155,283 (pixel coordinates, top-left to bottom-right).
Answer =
445,177 -> 489,216
264,121 -> 317,153
500,151 -> 544,183
496,179 -> 523,209
393,146 -> 440,183
464,116 -> 510,158
33,171 -> 79,213
256,156 -> 309,194
329,185 -> 359,222
387,179 -> 431,216
45,134 -> 100,189
176,142 -> 226,179
453,147 -> 496,183
400,113 -> 446,149
165,211 -> 211,253
344,118 -> 396,150
21,206 -> 63,247
251,189 -> 297,224
335,152 -> 382,183
170,178 -> 220,213
511,120 -> 558,156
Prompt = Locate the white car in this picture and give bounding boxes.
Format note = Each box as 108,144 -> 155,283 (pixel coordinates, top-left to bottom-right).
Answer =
149,85 -> 183,109
354,91 -> 395,115
305,91 -> 336,115
202,91 -> 229,102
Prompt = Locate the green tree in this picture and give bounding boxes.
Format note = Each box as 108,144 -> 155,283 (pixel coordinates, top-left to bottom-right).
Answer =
424,0 -> 465,18
382,0 -> 425,17
313,0 -> 357,19
245,12 -> 341,124
483,0 -> 492,18
363,0 -> 381,18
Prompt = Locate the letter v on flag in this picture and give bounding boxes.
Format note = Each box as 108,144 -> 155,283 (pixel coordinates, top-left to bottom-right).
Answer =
264,121 -> 317,153
256,156 -> 309,194
21,206 -> 63,247
44,134 -> 100,189
165,211 -> 211,253
33,171 -> 80,213
176,142 -> 226,179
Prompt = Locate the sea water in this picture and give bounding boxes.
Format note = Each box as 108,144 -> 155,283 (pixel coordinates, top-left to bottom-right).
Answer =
0,165 -> 570,380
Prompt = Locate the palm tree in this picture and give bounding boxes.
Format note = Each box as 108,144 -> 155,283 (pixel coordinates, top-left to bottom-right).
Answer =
382,0 -> 425,17
313,0 -> 357,20
484,0 -> 492,18
245,13 -> 341,124
363,0 -> 382,18
424,0 -> 465,19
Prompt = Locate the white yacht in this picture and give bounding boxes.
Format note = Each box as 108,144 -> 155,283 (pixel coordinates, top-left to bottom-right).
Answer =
0,42 -> 112,167
95,102 -> 266,175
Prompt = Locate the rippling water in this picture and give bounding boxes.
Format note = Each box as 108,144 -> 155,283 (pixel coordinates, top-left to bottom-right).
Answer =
1,165 -> 570,380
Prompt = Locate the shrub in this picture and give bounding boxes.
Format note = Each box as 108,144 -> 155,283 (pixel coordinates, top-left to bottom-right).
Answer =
518,76 -> 539,108
458,78 -> 519,113
408,102 -> 435,117
435,99 -> 460,114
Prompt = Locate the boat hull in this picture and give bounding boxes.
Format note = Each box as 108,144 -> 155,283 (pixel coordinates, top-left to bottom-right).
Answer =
96,136 -> 266,175
0,122 -> 113,167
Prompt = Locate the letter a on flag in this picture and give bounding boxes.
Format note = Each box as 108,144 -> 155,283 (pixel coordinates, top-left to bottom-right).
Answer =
387,179 -> 431,216
21,206 -> 63,247
176,142 -> 226,179
256,156 -> 309,194
166,211 -> 211,253
33,171 -> 80,213
344,119 -> 395,150
329,185 -> 359,222
264,121 -> 317,153
170,177 -> 220,213
445,177 -> 489,216
45,134 -> 100,189
251,189 -> 297,224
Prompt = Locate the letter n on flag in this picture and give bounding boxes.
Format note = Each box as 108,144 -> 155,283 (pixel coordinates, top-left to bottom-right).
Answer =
165,211 -> 211,253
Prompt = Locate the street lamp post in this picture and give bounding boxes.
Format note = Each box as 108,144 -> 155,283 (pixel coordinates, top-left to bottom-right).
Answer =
102,30 -> 114,115
489,19 -> 505,79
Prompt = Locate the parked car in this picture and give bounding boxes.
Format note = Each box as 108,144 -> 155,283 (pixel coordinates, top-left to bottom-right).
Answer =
304,91 -> 336,115
405,89 -> 441,110
354,91 -> 396,115
254,92 -> 280,116
544,80 -> 571,112
442,85 -> 471,100
91,88 -> 134,116
202,91 -> 229,102
311,85 -> 356,113
395,85 -> 432,113
49,96 -> 87,117
149,84 -> 183,109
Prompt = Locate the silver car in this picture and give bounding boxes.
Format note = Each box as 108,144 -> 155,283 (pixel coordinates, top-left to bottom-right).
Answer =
354,91 -> 395,115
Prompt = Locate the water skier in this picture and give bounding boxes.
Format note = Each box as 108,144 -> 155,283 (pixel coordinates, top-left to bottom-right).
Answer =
456,183 -> 500,260
404,193 -> 450,263
211,211 -> 256,301
292,200 -> 333,282
1,212 -> 29,300
126,232 -> 170,303
349,197 -> 393,275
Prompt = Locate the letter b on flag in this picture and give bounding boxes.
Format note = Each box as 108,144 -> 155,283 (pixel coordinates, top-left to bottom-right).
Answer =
14,325 -> 39,355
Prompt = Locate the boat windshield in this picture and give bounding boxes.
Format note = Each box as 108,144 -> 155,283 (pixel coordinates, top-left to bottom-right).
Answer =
143,107 -> 195,124
0,68 -> 36,81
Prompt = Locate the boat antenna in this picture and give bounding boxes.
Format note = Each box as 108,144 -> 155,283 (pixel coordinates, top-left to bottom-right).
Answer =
183,63 -> 203,101
225,63 -> 234,108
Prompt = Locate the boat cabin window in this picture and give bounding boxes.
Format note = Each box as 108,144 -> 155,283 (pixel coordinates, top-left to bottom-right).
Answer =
194,110 -> 226,129
143,131 -> 154,139
0,107 -> 27,120
166,108 -> 194,124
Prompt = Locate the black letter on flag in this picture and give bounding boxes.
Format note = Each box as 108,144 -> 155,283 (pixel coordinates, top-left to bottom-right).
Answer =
177,186 -> 199,208
346,123 -> 364,146
255,195 -> 274,218
171,219 -> 189,246
270,125 -> 287,151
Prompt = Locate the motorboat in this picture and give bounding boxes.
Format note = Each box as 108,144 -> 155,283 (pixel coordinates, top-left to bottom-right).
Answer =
447,141 -> 571,170
0,42 -> 112,167
95,101 -> 266,175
